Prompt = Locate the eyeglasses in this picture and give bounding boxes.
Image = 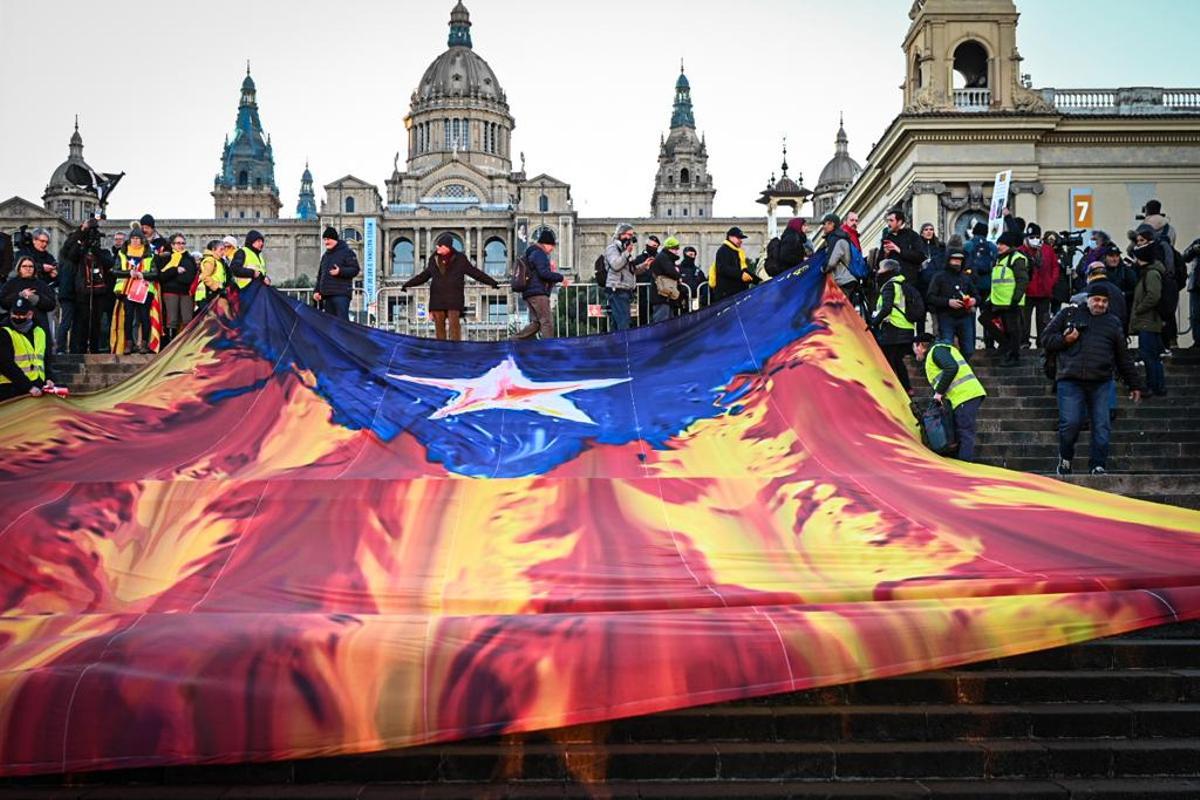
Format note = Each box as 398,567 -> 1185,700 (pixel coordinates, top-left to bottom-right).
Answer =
172,241 -> 186,247
34,238 -> 49,244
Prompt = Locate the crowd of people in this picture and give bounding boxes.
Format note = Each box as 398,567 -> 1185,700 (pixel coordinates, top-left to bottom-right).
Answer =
1,201 -> 1195,478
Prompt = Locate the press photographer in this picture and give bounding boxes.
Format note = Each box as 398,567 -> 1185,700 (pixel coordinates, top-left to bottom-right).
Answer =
61,218 -> 114,354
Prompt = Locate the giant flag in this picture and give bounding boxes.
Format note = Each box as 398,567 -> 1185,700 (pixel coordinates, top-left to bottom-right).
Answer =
0,264 -> 1198,776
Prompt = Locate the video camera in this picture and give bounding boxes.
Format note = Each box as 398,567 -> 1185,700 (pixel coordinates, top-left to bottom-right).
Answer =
1055,230 -> 1086,250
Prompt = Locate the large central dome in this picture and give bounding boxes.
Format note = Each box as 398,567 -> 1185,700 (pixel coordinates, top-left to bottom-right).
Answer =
413,2 -> 507,108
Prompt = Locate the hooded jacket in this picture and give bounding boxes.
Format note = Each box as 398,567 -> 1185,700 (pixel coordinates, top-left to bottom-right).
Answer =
778,219 -> 811,271
228,232 -> 266,283
316,240 -> 361,298
1019,242 -> 1061,299
1131,260 -> 1166,333
821,229 -> 854,286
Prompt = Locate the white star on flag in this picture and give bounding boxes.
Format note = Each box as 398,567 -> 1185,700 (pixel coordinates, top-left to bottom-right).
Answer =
389,356 -> 630,424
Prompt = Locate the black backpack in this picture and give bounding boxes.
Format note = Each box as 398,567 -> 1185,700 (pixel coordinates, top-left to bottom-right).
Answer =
901,281 -> 926,324
763,236 -> 783,277
1156,267 -> 1180,323
593,253 -> 607,288
510,257 -> 531,293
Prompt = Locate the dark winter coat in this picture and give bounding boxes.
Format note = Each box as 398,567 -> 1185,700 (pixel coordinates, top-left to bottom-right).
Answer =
678,256 -> 705,295
882,227 -> 925,282
1019,242 -> 1061,300
402,250 -> 500,310
779,224 -> 811,271
73,249 -> 113,300
1069,279 -> 1127,327
0,277 -> 57,313
518,245 -> 562,299
1131,261 -> 1165,334
712,241 -> 756,301
316,241 -> 361,298
927,265 -> 980,318
650,249 -> 682,307
1043,303 -> 1142,388
157,252 -> 198,295
19,246 -> 58,287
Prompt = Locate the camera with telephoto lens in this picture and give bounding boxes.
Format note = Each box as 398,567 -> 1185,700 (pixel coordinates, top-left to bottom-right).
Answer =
1055,230 -> 1086,250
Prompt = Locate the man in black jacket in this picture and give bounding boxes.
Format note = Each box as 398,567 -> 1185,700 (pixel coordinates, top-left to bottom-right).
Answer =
1043,283 -> 1143,476
880,209 -> 925,285
314,227 -> 361,321
677,246 -> 706,309
927,248 -> 980,360
712,227 -> 757,301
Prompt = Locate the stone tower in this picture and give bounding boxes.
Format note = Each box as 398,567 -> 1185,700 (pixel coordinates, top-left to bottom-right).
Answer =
650,63 -> 715,220
43,117 -> 99,223
213,64 -> 282,220
903,0 -> 1052,113
296,162 -> 318,220
812,115 -> 862,218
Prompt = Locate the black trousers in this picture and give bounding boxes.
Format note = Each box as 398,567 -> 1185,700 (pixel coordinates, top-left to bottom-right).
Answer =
997,307 -> 1023,362
881,343 -> 913,393
72,294 -> 109,354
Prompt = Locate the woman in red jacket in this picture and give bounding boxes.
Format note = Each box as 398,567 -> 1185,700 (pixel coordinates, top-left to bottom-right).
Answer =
1019,222 -> 1061,349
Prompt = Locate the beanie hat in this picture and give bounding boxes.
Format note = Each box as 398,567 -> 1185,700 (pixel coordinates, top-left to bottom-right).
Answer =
947,249 -> 966,262
245,230 -> 264,247
322,226 -> 339,241
221,235 -> 238,248
914,332 -> 936,344
972,221 -> 988,238
646,235 -> 661,246
139,214 -> 155,228
1143,199 -> 1162,215
1086,282 -> 1110,298
1086,261 -> 1108,276
1025,222 -> 1042,238
536,228 -> 557,245
998,231 -> 1022,249
821,212 -> 841,227
435,232 -> 456,249
127,229 -> 146,243
663,236 -> 681,250
1134,223 -> 1157,241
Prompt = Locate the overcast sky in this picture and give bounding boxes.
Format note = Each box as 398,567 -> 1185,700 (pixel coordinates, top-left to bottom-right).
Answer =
2,0 -> 1198,221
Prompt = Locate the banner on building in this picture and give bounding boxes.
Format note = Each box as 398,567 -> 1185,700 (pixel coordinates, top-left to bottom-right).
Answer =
1069,187 -> 1094,231
987,170 -> 1012,241
363,216 -> 379,313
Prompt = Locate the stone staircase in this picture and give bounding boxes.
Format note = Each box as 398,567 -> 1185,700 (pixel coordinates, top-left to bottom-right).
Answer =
4,624 -> 1200,799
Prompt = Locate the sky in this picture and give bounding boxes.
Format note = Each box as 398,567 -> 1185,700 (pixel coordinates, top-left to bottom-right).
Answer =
2,0 -> 1198,221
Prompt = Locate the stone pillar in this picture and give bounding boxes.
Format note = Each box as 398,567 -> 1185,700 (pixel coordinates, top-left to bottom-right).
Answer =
767,200 -> 778,239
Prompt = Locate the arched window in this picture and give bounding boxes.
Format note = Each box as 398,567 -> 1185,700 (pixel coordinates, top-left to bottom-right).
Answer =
680,168 -> 690,185
484,238 -> 508,278
391,238 -> 415,277
538,194 -> 549,213
238,169 -> 248,187
952,40 -> 989,89
342,228 -> 362,242
912,52 -> 923,92
953,210 -> 988,241
345,196 -> 355,213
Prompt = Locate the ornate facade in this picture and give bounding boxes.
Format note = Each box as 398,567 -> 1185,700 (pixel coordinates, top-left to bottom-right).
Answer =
42,119 -> 100,224
839,0 -> 1200,258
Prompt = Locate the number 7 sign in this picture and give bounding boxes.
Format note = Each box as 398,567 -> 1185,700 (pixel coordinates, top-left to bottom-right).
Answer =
1070,188 -> 1094,229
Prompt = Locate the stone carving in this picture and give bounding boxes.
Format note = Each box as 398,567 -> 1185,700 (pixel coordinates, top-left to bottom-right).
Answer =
911,181 -> 947,196
905,86 -> 950,114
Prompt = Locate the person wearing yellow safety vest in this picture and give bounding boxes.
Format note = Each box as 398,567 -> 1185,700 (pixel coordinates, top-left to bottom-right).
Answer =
227,230 -> 271,290
913,332 -> 987,461
710,227 -> 759,302
110,231 -> 160,354
869,257 -> 915,396
0,297 -> 54,401
194,239 -> 229,311
988,230 -> 1030,368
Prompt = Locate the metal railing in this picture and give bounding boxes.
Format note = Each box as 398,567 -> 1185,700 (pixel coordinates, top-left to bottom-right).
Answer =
277,281 -> 716,341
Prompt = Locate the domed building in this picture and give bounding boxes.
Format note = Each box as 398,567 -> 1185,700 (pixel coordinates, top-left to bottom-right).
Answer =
812,116 -> 861,219
43,118 -> 100,224
212,65 -> 282,221
381,0 -> 574,309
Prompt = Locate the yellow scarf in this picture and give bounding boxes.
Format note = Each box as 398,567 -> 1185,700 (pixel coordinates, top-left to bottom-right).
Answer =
166,251 -> 184,269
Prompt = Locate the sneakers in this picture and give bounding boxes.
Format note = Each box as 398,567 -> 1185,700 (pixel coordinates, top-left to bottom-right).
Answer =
1056,459 -> 1072,477
1090,466 -> 1107,475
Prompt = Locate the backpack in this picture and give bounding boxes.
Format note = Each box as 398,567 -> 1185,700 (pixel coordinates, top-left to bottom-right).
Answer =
847,245 -> 870,281
965,239 -> 996,281
1156,267 -> 1180,323
510,256 -> 531,293
919,401 -> 958,455
763,236 -> 783,277
901,281 -> 926,324
592,253 -> 607,287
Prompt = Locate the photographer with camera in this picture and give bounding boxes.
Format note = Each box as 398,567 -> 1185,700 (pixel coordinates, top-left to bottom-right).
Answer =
59,217 -> 112,354
603,223 -> 646,331
634,235 -> 661,327
1043,283 -> 1143,476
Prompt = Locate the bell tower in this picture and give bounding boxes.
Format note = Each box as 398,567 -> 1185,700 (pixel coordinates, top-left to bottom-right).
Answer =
903,0 -> 1050,113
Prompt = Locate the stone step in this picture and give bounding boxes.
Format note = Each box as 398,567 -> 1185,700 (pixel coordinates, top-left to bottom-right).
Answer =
977,456 -> 1198,472
975,442 -> 1196,458
979,430 -> 1200,444
976,418 -> 1200,432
